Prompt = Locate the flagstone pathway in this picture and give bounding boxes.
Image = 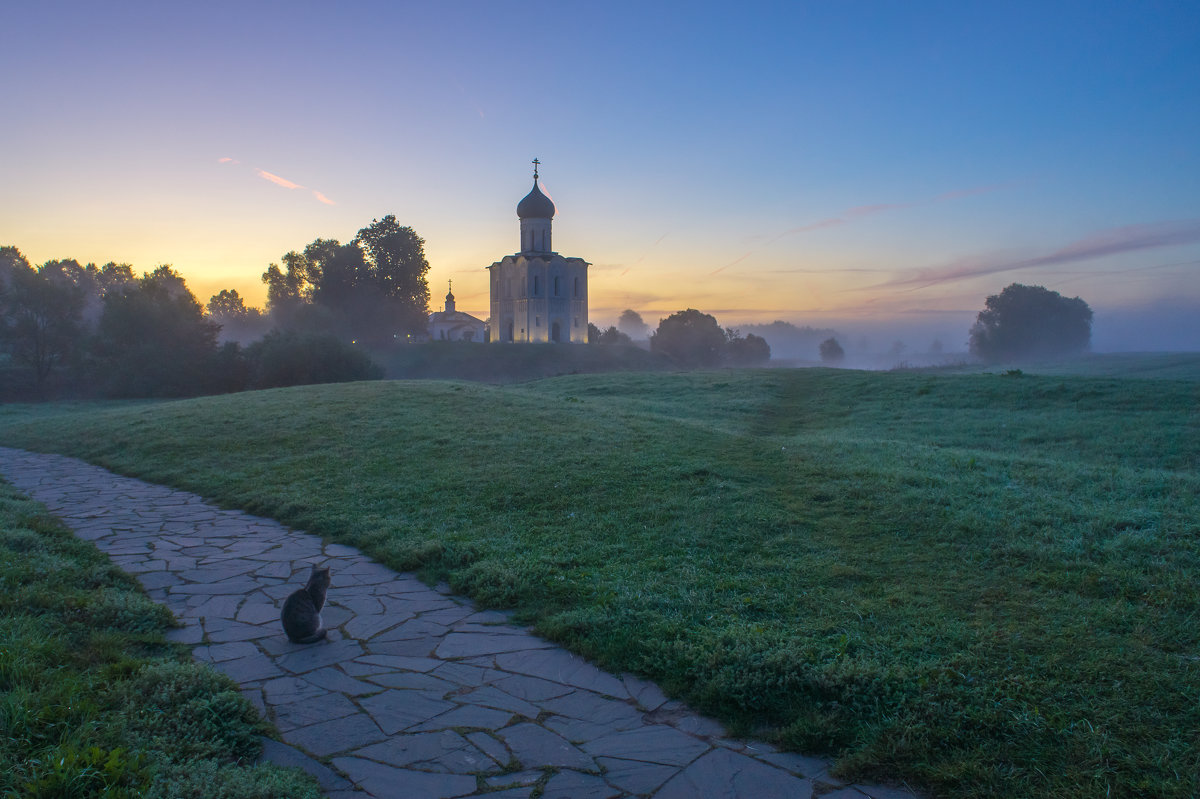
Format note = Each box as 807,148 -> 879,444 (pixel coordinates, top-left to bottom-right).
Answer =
0,447 -> 923,799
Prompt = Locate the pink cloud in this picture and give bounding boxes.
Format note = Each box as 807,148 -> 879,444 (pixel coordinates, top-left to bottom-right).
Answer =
256,169 -> 303,190
218,157 -> 239,164
312,190 -> 335,205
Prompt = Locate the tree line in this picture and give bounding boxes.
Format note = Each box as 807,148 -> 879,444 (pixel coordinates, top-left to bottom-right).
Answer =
0,213 -> 430,401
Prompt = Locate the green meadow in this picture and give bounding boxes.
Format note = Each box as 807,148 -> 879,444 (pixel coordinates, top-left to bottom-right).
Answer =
1,357 -> 1197,798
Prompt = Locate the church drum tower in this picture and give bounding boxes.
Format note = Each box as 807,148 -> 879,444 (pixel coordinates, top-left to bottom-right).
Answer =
488,160 -> 589,343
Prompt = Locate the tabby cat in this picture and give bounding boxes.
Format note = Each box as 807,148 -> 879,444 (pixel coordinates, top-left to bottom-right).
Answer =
280,565 -> 331,644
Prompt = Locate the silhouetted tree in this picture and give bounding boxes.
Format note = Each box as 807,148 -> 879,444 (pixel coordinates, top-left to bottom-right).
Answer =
651,309 -> 727,367
96,266 -> 221,397
262,216 -> 431,344
725,330 -> 771,365
207,289 -> 268,343
617,309 -> 649,339
354,215 -> 430,339
819,337 -> 845,364
595,325 -> 632,345
587,322 -> 602,343
969,283 -> 1092,363
0,258 -> 87,393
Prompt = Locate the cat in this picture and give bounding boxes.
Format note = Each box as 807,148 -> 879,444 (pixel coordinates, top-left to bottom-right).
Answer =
281,564 -> 331,644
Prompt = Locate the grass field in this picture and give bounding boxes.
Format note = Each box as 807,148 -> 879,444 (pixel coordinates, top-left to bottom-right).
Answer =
1,357 -> 1197,798
0,483 -> 322,798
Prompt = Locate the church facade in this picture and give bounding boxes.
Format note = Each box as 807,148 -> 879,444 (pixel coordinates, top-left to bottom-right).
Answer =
488,162 -> 589,343
428,281 -> 486,342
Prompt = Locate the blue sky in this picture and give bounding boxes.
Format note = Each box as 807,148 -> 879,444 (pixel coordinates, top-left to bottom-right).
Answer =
3,0 -> 1198,350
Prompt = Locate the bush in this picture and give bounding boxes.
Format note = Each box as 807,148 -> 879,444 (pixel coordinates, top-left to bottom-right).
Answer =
247,330 -> 383,389
819,337 -> 845,364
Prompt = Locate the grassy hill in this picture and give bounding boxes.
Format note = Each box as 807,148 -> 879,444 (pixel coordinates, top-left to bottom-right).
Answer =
1,364 -> 1197,798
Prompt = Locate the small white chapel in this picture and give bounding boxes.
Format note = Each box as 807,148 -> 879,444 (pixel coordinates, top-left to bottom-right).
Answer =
428,281 -> 486,342
487,160 -> 589,343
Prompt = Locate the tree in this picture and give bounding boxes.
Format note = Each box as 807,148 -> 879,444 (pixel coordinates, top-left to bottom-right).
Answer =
969,283 -> 1092,363
355,215 -> 430,338
96,265 -> 221,397
819,337 -> 845,364
725,330 -> 771,365
617,309 -> 649,340
1,259 -> 87,393
262,216 -> 431,344
595,325 -> 632,345
650,309 -> 727,367
207,289 -> 268,344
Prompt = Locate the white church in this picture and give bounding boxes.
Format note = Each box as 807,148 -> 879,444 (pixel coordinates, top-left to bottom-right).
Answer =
427,161 -> 589,343
487,161 -> 589,343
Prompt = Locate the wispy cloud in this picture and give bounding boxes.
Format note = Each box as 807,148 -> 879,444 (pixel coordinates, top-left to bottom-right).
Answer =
256,169 -> 302,190
218,156 -> 335,205
711,252 -> 753,275
875,219 -> 1200,291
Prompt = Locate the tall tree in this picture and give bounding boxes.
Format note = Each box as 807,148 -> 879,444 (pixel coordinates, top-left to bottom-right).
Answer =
1,259 -> 87,393
355,215 -> 430,338
97,266 -> 220,397
969,283 -> 1092,363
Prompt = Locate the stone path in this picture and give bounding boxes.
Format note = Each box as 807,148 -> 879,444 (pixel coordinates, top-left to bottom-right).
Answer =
0,447 -> 923,799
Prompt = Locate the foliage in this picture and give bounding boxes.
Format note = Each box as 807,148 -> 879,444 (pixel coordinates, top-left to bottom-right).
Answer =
725,329 -> 771,365
592,325 -> 632,345
969,283 -> 1093,362
0,482 -> 322,799
261,216 -> 431,344
95,266 -> 222,397
245,330 -> 382,388
0,257 -> 86,392
740,320 -> 839,361
650,308 -> 728,366
206,289 -> 269,344
3,364 -> 1198,798
617,309 -> 650,339
819,336 -> 845,364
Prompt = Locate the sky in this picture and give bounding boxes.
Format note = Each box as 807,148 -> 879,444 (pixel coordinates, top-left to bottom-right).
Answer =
3,1 -> 1199,352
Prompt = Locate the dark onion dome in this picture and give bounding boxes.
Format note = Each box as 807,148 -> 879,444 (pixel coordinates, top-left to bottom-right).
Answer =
517,179 -> 555,219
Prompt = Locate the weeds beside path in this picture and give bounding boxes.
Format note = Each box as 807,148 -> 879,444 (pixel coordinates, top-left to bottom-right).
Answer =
0,481 -> 322,798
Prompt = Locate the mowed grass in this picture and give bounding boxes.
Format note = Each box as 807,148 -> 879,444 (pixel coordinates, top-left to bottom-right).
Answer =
1,364 -> 1198,798
0,482 -> 322,798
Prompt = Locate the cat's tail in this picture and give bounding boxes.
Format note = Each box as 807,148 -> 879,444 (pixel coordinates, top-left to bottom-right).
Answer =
291,628 -> 328,645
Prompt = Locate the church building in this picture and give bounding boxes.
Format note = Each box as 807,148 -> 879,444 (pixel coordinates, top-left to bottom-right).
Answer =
488,161 -> 589,343
428,281 -> 486,342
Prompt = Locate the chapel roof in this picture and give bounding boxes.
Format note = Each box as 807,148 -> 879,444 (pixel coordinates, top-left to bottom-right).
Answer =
517,178 -> 556,220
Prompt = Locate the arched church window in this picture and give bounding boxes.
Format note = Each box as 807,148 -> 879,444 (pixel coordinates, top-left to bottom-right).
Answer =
574,277 -> 579,297
554,276 -> 560,296
534,276 -> 540,296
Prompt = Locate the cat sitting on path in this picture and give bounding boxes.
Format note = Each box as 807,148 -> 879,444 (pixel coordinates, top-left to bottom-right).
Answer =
281,565 -> 331,644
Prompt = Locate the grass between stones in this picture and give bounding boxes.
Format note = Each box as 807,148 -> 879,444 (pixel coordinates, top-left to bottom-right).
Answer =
0,483 -> 323,799
1,363 -> 1198,798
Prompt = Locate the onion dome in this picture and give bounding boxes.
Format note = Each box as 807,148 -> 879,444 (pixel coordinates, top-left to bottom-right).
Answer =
517,178 -> 556,219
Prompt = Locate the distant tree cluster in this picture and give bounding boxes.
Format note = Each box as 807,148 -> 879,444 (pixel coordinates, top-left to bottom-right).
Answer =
969,283 -> 1092,363
0,244 -> 383,402
262,215 -> 430,344
648,309 -> 771,367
